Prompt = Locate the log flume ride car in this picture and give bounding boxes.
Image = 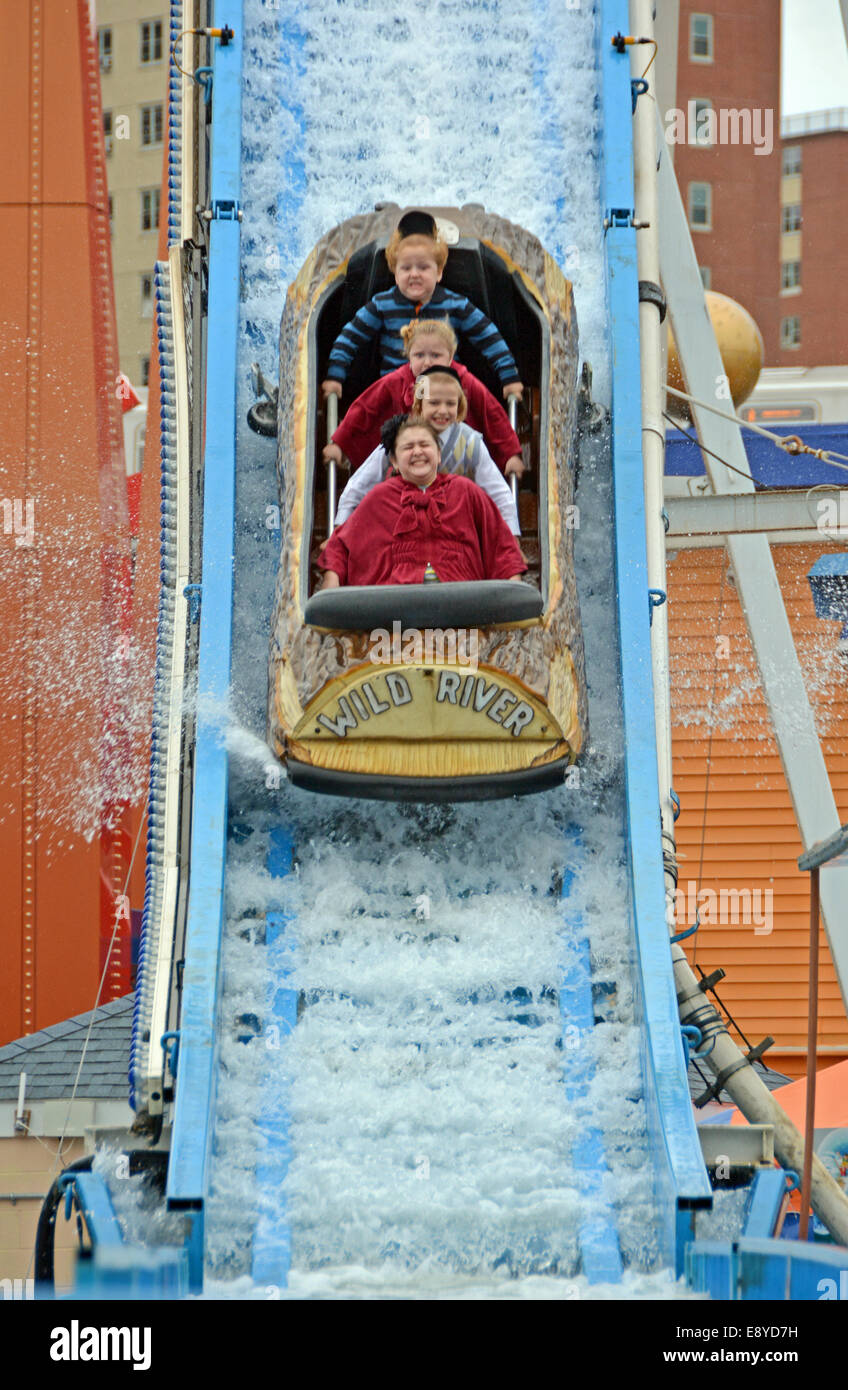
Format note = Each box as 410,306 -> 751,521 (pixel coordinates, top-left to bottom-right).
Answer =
268,205 -> 588,801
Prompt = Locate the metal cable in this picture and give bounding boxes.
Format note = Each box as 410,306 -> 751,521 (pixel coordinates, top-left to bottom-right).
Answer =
666,384 -> 848,471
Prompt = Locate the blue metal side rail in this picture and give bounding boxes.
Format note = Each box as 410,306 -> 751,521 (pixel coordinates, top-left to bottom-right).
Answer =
743,1168 -> 789,1240
600,0 -> 713,1275
688,1236 -> 848,1300
63,1170 -> 189,1299
165,2 -> 244,1283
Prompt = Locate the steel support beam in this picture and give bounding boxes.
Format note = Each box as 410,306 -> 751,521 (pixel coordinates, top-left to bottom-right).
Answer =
666,488 -> 846,540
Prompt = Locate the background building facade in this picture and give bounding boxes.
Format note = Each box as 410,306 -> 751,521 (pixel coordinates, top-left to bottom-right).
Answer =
672,1 -> 848,366
777,111 -> 848,365
96,2 -> 168,389
671,1 -> 784,359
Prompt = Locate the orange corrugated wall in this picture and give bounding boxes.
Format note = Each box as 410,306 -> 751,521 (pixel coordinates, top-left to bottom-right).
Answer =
0,1 -> 151,1042
669,542 -> 848,1078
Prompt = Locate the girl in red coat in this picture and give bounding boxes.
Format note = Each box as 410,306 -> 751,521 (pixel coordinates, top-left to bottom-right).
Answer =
319,417 -> 526,589
323,318 -> 524,478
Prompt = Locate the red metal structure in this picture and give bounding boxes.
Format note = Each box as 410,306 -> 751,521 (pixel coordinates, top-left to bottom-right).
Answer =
0,1 -> 148,1042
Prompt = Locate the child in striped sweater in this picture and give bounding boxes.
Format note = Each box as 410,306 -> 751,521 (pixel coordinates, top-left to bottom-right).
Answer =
323,317 -> 525,479
321,209 -> 524,404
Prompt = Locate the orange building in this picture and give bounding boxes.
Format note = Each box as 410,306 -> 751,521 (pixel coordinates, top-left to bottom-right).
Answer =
668,541 -> 848,1078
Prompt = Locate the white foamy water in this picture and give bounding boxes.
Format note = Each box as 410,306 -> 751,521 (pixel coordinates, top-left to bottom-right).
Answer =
206,420 -> 673,1293
204,1266 -> 704,1302
238,0 -> 607,406
206,782 -> 664,1292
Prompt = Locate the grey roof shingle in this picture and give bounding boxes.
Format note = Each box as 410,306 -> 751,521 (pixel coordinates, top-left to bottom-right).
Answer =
0,996 -> 134,1102
40,1021 -> 79,1040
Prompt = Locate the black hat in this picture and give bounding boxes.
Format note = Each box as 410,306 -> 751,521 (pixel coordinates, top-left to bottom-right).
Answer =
397,210 -> 438,239
417,364 -> 462,385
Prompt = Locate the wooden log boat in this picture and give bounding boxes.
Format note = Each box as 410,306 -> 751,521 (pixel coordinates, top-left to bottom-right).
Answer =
268,204 -> 588,800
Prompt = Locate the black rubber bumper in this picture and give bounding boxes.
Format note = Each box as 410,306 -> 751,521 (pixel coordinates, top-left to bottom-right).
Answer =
286,757 -> 570,802
304,580 -> 543,631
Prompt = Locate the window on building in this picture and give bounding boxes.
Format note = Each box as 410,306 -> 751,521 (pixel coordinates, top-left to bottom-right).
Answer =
141,357 -> 151,388
782,146 -> 802,176
699,266 -> 712,290
141,188 -> 160,232
780,316 -> 801,349
781,203 -> 802,232
108,194 -> 114,236
98,28 -> 112,73
141,274 -> 154,318
103,110 -> 112,137
781,261 -> 801,292
688,182 -> 712,231
140,21 -> 163,64
691,98 -> 714,146
690,14 -> 713,61
141,105 -> 164,147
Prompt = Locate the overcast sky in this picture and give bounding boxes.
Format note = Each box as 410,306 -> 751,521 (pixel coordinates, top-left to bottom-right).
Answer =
782,0 -> 848,114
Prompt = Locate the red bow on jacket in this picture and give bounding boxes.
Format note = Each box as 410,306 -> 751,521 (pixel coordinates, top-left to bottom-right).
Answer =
393,476 -> 447,532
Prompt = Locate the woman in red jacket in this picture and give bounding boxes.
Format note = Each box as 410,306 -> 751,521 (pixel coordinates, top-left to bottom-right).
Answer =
319,416 -> 526,589
323,318 -> 524,478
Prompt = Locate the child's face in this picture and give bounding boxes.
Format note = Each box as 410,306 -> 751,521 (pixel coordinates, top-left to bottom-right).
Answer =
395,242 -> 442,303
416,381 -> 462,431
407,336 -> 452,376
